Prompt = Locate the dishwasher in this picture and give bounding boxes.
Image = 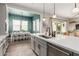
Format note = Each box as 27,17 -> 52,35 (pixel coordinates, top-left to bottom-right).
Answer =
47,43 -> 72,56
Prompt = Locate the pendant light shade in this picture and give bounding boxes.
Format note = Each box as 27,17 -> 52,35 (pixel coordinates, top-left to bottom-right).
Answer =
52,3 -> 57,18
53,14 -> 57,18
43,3 -> 46,21
43,17 -> 45,21
72,3 -> 79,14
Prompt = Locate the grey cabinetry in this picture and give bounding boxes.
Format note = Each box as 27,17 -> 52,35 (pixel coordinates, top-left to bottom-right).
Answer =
31,36 -> 39,55
0,43 -> 4,56
47,43 -> 72,56
0,39 -> 6,56
73,53 -> 79,56
31,36 -> 35,50
39,42 -> 47,56
0,36 -> 10,56
34,38 -> 39,55
3,37 -> 9,55
31,35 -> 47,56
38,38 -> 47,56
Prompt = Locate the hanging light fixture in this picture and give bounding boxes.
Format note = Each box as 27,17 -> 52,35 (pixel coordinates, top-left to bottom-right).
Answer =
43,3 -> 46,21
52,3 -> 57,18
72,3 -> 79,14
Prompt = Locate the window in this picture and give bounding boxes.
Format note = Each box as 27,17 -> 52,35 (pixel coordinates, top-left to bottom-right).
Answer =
21,21 -> 28,31
13,20 -> 28,32
36,19 -> 39,31
13,20 -> 20,31
33,19 -> 40,32
33,21 -> 35,31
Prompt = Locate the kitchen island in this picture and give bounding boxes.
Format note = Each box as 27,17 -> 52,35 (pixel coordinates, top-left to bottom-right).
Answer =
31,34 -> 79,56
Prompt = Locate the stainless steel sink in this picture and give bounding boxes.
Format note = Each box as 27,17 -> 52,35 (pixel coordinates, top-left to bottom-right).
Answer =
39,35 -> 52,39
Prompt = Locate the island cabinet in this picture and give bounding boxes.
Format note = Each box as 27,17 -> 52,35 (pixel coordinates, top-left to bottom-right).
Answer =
31,36 -> 35,51
31,35 -> 47,56
38,39 -> 47,56
72,53 -> 79,56
31,35 -> 79,56
47,43 -> 72,56
0,36 -> 10,56
0,39 -> 7,56
3,37 -> 10,55
0,42 -> 4,56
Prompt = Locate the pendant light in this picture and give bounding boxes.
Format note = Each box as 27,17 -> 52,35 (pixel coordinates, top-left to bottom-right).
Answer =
43,3 -> 46,21
73,3 -> 79,14
52,3 -> 57,18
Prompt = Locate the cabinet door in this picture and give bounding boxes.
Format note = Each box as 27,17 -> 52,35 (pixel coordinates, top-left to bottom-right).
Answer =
47,44 -> 70,56
73,53 -> 79,56
31,37 -> 35,50
39,45 -> 47,56
34,39 -> 39,55
0,44 -> 3,56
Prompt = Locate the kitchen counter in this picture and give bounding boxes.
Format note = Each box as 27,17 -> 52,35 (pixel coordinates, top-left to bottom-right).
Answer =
31,34 -> 79,55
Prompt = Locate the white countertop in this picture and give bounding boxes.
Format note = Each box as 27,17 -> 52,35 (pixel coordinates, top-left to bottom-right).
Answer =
32,34 -> 79,54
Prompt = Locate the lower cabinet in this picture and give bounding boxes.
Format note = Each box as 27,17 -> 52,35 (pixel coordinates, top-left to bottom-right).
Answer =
31,35 -> 79,56
47,43 -> 72,56
31,36 -> 35,51
0,36 -> 10,56
3,38 -> 9,55
73,53 -> 79,56
39,44 -> 47,56
0,43 -> 4,56
31,36 -> 47,56
34,40 -> 39,55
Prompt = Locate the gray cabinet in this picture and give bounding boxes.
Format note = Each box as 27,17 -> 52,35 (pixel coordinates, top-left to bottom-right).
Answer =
47,43 -> 72,56
73,53 -> 79,56
39,43 -> 47,56
31,36 -> 39,55
38,38 -> 47,56
31,35 -> 79,56
0,39 -> 6,56
31,35 -> 47,56
0,36 -> 10,56
3,37 -> 9,55
34,38 -> 39,55
0,43 -> 4,56
31,36 -> 35,50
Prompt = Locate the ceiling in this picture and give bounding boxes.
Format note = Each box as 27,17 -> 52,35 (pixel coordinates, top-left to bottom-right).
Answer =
8,7 -> 40,17
10,3 -> 79,19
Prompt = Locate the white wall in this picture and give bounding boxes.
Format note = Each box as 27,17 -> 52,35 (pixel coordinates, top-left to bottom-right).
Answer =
0,4 -> 6,35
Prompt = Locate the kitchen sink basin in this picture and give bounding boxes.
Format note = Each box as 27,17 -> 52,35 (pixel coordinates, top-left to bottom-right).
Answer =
39,35 -> 52,39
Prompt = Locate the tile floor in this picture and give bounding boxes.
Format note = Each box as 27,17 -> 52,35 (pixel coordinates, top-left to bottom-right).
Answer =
5,40 -> 36,56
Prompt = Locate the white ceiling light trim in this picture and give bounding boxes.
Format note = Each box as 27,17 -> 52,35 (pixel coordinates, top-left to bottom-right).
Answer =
72,3 -> 79,16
